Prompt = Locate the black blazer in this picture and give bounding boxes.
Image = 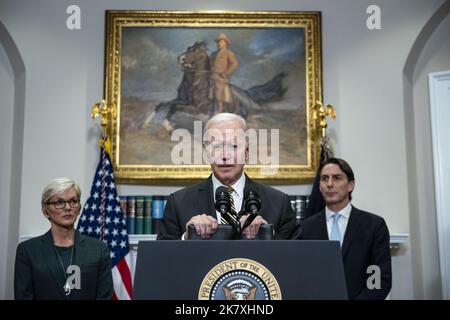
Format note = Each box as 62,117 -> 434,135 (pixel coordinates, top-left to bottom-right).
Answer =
299,206 -> 392,300
157,174 -> 296,240
14,230 -> 113,300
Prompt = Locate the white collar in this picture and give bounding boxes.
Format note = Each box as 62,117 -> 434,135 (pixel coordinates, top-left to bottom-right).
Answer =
325,203 -> 352,220
212,172 -> 245,200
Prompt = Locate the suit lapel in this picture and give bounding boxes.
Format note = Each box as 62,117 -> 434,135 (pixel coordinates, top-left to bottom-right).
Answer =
341,206 -> 361,258
41,230 -> 67,299
243,174 -> 259,212
316,211 -> 329,240
70,232 -> 86,300
195,175 -> 216,218
74,231 -> 86,270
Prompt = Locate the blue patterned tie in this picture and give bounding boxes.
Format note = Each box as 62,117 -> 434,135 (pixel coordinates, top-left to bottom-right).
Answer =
330,214 -> 342,245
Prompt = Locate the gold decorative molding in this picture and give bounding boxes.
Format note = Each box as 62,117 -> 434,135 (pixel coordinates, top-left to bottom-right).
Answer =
104,11 -> 323,184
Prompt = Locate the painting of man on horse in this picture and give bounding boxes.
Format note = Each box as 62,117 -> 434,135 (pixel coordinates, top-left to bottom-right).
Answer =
142,35 -> 286,134
119,28 -> 306,165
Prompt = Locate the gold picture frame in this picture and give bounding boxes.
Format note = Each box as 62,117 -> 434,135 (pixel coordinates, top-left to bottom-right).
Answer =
104,10 -> 323,184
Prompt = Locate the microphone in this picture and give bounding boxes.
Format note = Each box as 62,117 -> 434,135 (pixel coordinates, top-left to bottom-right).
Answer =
242,189 -> 261,231
244,189 -> 261,214
215,186 -> 235,226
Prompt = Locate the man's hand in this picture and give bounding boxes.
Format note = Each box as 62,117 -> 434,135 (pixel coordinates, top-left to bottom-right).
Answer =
184,214 -> 218,239
240,215 -> 267,239
211,72 -> 228,83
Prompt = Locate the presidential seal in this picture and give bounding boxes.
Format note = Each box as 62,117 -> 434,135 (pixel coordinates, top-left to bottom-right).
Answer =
198,258 -> 281,300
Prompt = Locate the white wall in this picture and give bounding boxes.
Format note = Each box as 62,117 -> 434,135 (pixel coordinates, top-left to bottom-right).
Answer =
1,0 -> 448,299
0,19 -> 26,300
411,13 -> 450,299
0,26 -> 15,301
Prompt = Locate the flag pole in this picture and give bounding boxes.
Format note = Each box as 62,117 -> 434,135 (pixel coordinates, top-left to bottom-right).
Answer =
303,101 -> 337,219
80,99 -> 133,299
313,100 -> 336,161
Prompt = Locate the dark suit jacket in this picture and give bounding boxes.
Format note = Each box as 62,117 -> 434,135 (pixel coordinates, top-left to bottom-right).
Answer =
299,206 -> 392,300
157,174 -> 296,240
14,230 -> 113,300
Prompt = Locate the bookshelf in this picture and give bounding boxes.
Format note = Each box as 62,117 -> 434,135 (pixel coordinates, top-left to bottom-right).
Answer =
120,194 -> 312,236
119,195 -> 167,238
125,233 -> 409,247
129,234 -> 157,245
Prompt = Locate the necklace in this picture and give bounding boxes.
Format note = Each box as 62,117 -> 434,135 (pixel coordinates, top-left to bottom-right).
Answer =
53,244 -> 75,296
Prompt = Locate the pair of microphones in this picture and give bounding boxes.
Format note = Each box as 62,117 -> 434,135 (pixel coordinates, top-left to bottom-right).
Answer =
214,186 -> 261,234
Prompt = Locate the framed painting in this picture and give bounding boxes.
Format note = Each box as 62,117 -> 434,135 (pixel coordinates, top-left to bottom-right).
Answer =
104,10 -> 323,184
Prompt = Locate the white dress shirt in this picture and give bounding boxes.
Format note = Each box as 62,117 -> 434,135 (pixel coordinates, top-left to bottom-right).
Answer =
212,172 -> 245,222
325,203 -> 352,241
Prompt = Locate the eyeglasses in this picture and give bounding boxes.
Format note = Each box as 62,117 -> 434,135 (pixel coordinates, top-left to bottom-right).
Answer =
45,199 -> 80,209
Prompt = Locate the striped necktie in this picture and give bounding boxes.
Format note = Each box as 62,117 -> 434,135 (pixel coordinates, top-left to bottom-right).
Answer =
220,186 -> 238,224
227,186 -> 237,215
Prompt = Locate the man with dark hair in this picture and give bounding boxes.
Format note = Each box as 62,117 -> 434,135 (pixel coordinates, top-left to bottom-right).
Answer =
299,158 -> 392,300
319,157 -> 355,199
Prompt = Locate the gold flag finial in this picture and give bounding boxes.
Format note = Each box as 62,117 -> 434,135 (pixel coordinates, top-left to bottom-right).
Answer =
91,99 -> 116,154
313,101 -> 336,138
91,99 -> 116,139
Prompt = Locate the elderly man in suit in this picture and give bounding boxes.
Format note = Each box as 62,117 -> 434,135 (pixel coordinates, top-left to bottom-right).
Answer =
298,158 -> 392,300
158,112 -> 296,240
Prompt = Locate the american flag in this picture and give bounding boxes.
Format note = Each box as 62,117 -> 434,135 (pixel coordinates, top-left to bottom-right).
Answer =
77,146 -> 133,300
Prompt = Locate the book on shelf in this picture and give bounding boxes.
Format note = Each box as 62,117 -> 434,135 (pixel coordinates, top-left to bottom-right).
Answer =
126,196 -> 136,235
143,196 -> 152,235
151,196 -> 167,236
135,196 -> 145,235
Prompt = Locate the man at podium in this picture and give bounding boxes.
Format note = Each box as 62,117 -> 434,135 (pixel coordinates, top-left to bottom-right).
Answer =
298,158 -> 392,299
157,113 -> 296,240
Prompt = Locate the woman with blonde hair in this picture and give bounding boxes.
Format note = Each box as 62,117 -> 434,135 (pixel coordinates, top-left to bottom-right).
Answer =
14,177 -> 113,299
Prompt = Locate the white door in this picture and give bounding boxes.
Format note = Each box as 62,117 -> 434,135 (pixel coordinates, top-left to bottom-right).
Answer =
429,70 -> 450,300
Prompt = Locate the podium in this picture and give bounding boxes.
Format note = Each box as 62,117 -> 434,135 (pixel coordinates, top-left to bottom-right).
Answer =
133,240 -> 347,300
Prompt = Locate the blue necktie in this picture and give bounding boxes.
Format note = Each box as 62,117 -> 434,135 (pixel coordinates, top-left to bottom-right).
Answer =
330,214 -> 342,245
